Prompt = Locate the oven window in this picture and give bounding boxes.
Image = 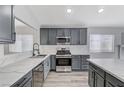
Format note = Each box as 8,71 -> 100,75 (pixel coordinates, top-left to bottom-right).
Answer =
56,58 -> 71,66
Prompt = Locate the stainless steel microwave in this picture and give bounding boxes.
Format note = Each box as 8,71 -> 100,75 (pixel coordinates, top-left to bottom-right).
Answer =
56,37 -> 70,45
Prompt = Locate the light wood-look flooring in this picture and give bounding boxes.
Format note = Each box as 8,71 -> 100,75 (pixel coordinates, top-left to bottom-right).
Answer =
43,71 -> 89,87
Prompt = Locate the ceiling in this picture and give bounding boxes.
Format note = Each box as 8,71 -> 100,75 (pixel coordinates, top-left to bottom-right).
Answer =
26,5 -> 124,27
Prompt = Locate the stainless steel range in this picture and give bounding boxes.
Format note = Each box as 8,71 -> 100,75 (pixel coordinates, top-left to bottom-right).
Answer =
56,48 -> 72,72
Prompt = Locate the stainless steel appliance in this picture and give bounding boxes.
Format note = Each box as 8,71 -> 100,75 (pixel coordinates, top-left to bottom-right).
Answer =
56,37 -> 70,45
56,48 -> 72,72
32,63 -> 44,87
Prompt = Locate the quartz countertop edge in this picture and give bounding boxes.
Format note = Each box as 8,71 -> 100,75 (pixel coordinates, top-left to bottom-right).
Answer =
0,54 -> 50,87
88,59 -> 124,83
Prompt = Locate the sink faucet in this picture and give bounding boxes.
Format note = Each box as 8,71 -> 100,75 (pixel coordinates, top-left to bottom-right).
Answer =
33,43 -> 40,56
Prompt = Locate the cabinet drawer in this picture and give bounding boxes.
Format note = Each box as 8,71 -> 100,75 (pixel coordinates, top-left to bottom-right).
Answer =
106,73 -> 124,87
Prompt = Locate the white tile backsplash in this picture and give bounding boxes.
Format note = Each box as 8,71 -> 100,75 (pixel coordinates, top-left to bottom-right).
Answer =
39,45 -> 89,55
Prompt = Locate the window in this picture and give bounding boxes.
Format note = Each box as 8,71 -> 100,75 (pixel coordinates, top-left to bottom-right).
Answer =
90,34 -> 114,52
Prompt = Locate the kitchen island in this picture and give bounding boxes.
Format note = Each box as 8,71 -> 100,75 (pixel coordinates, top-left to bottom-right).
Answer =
88,59 -> 124,87
0,54 -> 50,87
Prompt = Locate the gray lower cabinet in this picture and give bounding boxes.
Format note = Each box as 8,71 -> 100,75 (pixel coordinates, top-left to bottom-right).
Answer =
88,63 -> 105,87
40,28 -> 49,45
81,55 -> 90,71
11,71 -> 32,87
43,56 -> 50,80
89,62 -> 124,87
105,73 -> 124,87
50,55 -> 56,71
72,55 -> 81,70
94,73 -> 104,87
88,66 -> 95,87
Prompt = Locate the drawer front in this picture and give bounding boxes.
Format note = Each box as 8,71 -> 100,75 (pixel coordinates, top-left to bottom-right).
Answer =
106,73 -> 124,87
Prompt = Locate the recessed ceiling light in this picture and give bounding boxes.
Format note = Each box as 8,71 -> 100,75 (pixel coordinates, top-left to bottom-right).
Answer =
98,8 -> 104,13
67,9 -> 72,13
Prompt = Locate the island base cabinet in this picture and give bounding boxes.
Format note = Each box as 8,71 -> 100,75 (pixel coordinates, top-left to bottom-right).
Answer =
88,67 -> 95,87
105,73 -> 124,87
89,62 -> 124,87
94,73 -> 104,87
88,63 -> 105,87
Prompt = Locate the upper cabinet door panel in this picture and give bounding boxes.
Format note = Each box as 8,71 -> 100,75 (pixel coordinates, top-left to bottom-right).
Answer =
0,5 -> 15,43
48,28 -> 56,45
80,28 -> 87,45
57,28 -> 64,37
40,28 -> 49,45
71,28 -> 80,45
64,28 -> 71,37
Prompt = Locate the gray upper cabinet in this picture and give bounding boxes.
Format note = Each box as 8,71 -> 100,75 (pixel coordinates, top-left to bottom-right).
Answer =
57,28 -> 64,37
48,28 -> 56,45
121,32 -> 124,45
0,5 -> 15,43
64,28 -> 71,37
71,28 -> 80,45
40,28 -> 49,45
40,28 -> 87,45
80,28 -> 87,45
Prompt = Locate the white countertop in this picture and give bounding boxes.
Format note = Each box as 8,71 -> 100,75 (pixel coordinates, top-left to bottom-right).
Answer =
88,58 -> 124,82
0,54 -> 50,87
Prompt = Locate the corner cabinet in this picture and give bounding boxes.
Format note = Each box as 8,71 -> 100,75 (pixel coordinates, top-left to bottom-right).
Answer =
0,5 -> 15,43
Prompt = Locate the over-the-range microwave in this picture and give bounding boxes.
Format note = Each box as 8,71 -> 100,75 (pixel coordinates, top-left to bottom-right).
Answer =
56,37 -> 70,45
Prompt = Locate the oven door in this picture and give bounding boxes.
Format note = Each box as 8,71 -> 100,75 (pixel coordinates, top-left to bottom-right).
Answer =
56,58 -> 71,66
56,58 -> 72,72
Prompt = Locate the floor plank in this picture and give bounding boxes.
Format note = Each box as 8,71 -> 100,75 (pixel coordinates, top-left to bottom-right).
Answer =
43,71 -> 89,87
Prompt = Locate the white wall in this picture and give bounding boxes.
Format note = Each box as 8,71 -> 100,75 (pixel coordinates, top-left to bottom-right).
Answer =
39,45 -> 89,55
15,5 -> 40,30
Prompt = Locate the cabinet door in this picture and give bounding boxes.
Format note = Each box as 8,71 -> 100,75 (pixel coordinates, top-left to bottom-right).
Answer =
106,81 -> 115,87
57,28 -> 64,37
72,55 -> 81,70
48,28 -> 57,45
40,28 -> 49,45
50,55 -> 56,71
95,73 -> 104,87
121,32 -> 124,44
71,28 -> 80,45
64,28 -> 71,37
80,28 -> 87,45
88,66 -> 95,87
81,55 -> 90,71
23,78 -> 32,87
